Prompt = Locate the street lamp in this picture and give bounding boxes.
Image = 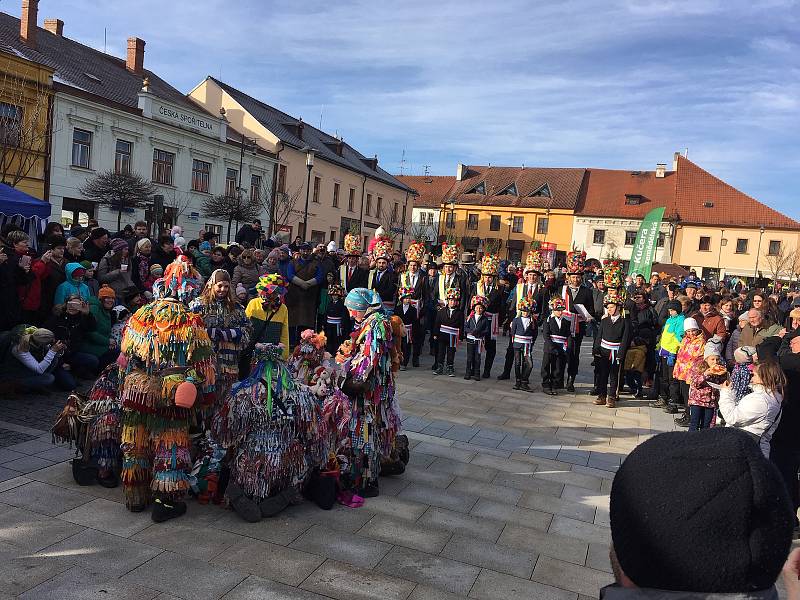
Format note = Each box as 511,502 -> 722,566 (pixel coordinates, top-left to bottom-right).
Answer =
506,215 -> 514,260
754,224 -> 765,279
302,147 -> 315,241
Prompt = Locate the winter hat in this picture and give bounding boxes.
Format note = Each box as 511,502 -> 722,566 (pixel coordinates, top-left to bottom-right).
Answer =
268,248 -> 281,261
110,238 -> 128,253
98,285 -> 116,300
345,287 -> 380,312
734,346 -> 757,365
683,317 -> 700,331
199,241 -> 212,252
235,283 -> 247,299
149,263 -> 164,276
738,311 -> 750,322
136,238 -> 151,251
703,340 -> 722,359
666,300 -> 682,313
611,428 -> 793,593
173,236 -> 186,248
326,241 -> 337,252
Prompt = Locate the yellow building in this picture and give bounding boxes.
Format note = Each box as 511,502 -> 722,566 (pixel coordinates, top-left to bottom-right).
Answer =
0,49 -> 53,200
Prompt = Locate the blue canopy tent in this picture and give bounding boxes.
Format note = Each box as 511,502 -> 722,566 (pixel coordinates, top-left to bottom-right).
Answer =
0,183 -> 51,249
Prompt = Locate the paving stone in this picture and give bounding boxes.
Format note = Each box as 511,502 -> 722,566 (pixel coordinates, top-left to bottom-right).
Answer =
549,515 -> 612,545
498,523 -> 589,565
468,568 -> 577,600
533,468 -> 603,491
0,448 -> 26,464
491,471 -> 564,496
2,454 -> 55,474
0,539 -> 75,598
414,442 -> 476,463
59,498 -> 152,538
362,494 -> 429,521
0,480 -> 93,516
134,520 -> 244,561
37,528 -> 162,576
555,451 -> 590,466
428,457 -> 497,482
452,441 -> 512,459
406,432 -> 456,447
285,501 -> 376,533
399,482 -> 479,513
34,446 -> 76,463
572,464 -> 617,480
470,453 -> 538,475
407,452 -> 436,468
290,523 -> 392,569
586,542 -> 612,573
210,508 -> 313,544
532,555 -> 614,598
417,506 -> 504,542
222,575 -> 331,600
358,514 -> 452,554
518,489 -> 597,522
408,584 -> 467,599
124,550 -> 245,600
447,476 -> 523,504
376,545 -> 480,595
213,536 -> 324,586
441,534 -> 537,579
470,498 -> 552,531
18,565 -> 159,600
301,559 -> 416,600
560,484 -> 610,509
400,465 -> 455,488
0,474 -> 32,492
0,503 -> 80,552
3,439 -> 54,454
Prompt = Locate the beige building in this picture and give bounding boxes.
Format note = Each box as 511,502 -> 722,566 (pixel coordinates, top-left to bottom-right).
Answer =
189,77 -> 412,249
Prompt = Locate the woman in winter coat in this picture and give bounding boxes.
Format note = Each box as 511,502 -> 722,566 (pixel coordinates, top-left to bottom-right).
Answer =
232,249 -> 260,293
80,286 -> 120,371
131,238 -> 153,292
0,230 -> 34,330
719,359 -> 785,458
97,238 -> 135,299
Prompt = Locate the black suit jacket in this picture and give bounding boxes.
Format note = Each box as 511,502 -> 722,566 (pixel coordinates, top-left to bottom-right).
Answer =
370,269 -> 398,303
339,265 -> 369,292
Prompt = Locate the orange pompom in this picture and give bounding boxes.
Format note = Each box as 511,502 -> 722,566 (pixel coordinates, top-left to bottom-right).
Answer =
174,381 -> 197,408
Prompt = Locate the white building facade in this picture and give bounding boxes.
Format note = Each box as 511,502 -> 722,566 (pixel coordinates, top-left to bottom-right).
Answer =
410,205 -> 440,247
572,216 -> 674,264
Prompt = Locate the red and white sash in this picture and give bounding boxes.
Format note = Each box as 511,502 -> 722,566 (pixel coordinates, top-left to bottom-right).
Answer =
440,325 -> 460,348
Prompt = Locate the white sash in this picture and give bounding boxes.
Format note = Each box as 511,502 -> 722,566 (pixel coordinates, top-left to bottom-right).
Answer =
440,325 -> 460,348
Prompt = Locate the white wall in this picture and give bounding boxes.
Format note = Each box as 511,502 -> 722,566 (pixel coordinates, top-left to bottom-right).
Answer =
411,207 -> 440,243
572,216 -> 673,263
50,91 -> 277,241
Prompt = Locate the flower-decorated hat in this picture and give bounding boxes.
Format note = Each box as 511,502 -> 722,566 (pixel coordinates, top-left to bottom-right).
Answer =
603,258 -> 624,289
372,234 -> 393,261
398,286 -> 415,299
445,287 -> 461,302
480,254 -> 499,276
344,232 -> 362,256
328,283 -> 344,298
471,295 -> 488,308
517,296 -> 536,314
405,241 -> 425,264
524,249 -> 544,275
256,273 -> 288,298
441,242 -> 460,265
549,296 -> 566,311
603,288 -> 626,306
566,250 -> 587,275
152,255 -> 202,304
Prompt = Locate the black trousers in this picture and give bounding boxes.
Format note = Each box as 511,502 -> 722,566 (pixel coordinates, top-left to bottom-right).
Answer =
465,341 -> 482,376
660,359 -> 674,400
541,351 -> 566,388
596,354 -> 621,398
567,332 -> 583,378
483,339 -> 496,375
436,343 -> 456,368
670,377 -> 689,406
514,349 -> 532,383
501,343 -> 514,376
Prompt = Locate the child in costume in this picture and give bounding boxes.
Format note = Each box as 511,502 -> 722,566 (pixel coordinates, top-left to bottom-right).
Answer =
510,297 -> 538,392
189,268 -> 252,410
671,317 -> 707,425
337,288 -> 403,497
245,274 -> 290,363
592,290 -> 630,408
118,256 -> 215,522
541,297 -> 571,395
397,286 -> 418,371
433,288 -> 464,377
323,283 -> 350,355
464,295 -> 491,381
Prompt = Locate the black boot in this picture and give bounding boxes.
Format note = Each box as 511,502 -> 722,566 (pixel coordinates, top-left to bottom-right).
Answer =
664,403 -> 680,414
482,368 -> 491,380
151,497 -> 187,523
474,372 -> 481,382
649,398 -> 669,409
497,372 -> 511,380
674,412 -> 690,427
566,376 -> 576,393
412,357 -> 420,368
513,379 -> 521,390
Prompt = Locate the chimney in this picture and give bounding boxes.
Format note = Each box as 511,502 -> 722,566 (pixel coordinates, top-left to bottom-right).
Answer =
296,119 -> 304,140
336,139 -> 344,157
672,151 -> 681,172
371,154 -> 378,170
655,163 -> 666,178
44,18 -> 63,36
456,163 -> 469,181
20,0 -> 38,48
126,37 -> 145,74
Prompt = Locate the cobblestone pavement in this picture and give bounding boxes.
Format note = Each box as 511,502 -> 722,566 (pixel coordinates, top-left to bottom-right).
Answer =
0,336 -> 685,599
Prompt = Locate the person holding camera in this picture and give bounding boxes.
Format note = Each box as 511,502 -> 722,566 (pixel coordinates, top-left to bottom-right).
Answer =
44,295 -> 98,389
0,327 -> 65,392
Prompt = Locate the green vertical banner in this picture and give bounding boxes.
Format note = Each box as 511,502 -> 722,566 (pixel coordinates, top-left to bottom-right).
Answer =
628,206 -> 665,279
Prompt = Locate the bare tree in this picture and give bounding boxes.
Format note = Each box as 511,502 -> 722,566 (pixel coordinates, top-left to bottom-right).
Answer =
79,170 -> 157,232
161,187 -> 193,220
0,61 -> 54,189
202,192 -> 263,243
264,184 -> 303,238
762,243 -> 795,289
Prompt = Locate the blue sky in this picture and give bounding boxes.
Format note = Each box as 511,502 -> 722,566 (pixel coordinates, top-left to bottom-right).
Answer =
10,0 -> 800,216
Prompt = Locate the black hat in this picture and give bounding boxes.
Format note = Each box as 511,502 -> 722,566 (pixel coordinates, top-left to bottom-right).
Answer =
666,300 -> 682,313
89,227 -> 109,240
611,428 -> 792,593
69,225 -> 87,237
667,282 -> 679,292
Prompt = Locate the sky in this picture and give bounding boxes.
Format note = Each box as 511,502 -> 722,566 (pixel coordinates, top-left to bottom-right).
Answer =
7,0 -> 800,217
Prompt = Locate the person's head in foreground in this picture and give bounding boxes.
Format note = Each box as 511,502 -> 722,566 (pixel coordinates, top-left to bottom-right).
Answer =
604,427 -> 793,598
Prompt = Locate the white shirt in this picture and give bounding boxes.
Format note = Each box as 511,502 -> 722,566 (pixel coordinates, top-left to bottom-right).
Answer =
402,304 -> 410,314
474,313 -> 484,323
521,317 -> 531,329
610,314 -> 620,323
552,316 -> 563,328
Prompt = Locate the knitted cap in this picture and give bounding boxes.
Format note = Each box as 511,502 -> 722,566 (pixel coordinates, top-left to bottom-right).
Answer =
98,285 -> 116,300
611,428 -> 792,593
199,241 -> 212,251
235,283 -> 247,298
683,317 -> 700,331
110,238 -> 128,253
703,340 -> 722,358
256,273 -> 288,298
734,346 -> 756,364
345,287 -> 381,312
150,263 -> 164,275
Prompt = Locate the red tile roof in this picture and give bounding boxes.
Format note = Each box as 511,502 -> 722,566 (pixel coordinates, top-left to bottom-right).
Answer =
576,168 -> 677,219
397,175 -> 456,208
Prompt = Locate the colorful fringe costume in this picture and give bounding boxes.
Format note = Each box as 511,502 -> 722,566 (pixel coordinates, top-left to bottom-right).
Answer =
85,364 -> 123,473
212,345 -> 324,501
118,257 -> 215,511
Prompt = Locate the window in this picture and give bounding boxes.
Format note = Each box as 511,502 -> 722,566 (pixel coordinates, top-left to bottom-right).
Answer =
392,202 -> 399,222
698,236 -> 711,251
467,214 -> 479,230
625,230 -> 638,246
376,196 -> 383,216
735,238 -> 748,254
312,176 -> 321,203
511,216 -> 524,233
624,195 -> 642,205
530,183 -> 551,198
426,212 -> 434,226
225,168 -> 238,197
592,229 -> 605,245
205,223 -> 222,237
0,102 -> 22,146
60,197 -> 95,228
333,182 -> 340,207
467,181 -> 486,195
498,183 -> 517,196
768,240 -> 782,256
277,164 -> 287,194
445,212 -> 455,229
490,215 -> 501,231
191,159 -> 211,193
114,140 -> 132,174
366,194 -> 373,216
348,188 -> 355,212
71,129 -> 92,168
250,174 -> 262,202
152,149 -> 174,185
537,217 -> 549,235
657,232 -> 665,247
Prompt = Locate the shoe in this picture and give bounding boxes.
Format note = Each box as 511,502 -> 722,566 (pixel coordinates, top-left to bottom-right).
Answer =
674,413 -> 690,427
520,383 -> 532,393
431,363 -> 438,371
513,380 -> 521,390
589,387 -> 598,396
395,434 -> 410,465
634,391 -> 644,399
593,397 -> 607,406
606,396 -> 617,409
434,368 -> 443,376
96,472 -> 119,488
380,460 -> 405,476
548,387 -> 557,396
482,371 -> 491,380
649,398 -> 669,409
151,498 -> 187,523
447,366 -> 455,377
566,377 -> 576,393
71,459 -> 98,486
474,374 -> 481,382
226,482 -> 262,523
664,404 -> 680,414
360,480 -> 379,498
497,373 -> 510,380
464,375 -> 471,380
259,491 -> 292,517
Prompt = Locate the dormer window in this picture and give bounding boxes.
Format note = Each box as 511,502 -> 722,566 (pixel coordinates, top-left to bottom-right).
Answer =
467,181 -> 486,195
625,194 -> 643,205
703,201 -> 714,208
497,183 -> 518,196
530,183 -> 551,198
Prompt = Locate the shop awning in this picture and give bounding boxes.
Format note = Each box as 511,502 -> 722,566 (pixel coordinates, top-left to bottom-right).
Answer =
0,183 -> 50,249
651,262 -> 689,278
